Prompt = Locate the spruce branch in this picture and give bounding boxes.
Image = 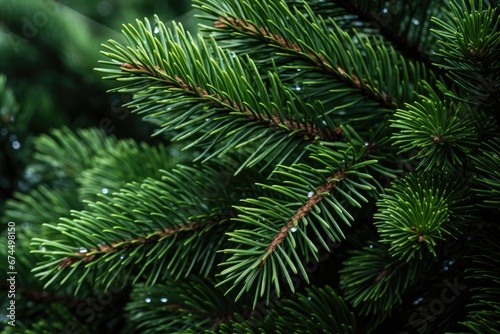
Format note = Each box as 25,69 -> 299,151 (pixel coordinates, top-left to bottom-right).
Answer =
461,226 -> 500,333
218,130 -> 382,305
57,216 -> 230,270
198,0 -> 433,110
431,0 -> 500,110
120,62 -> 341,142
12,0 -> 500,331
77,139 -> 176,203
340,242 -> 421,318
97,17 -> 343,171
3,184 -> 81,228
212,15 -> 396,108
471,138 -> 500,209
31,160 -> 257,292
32,126 -> 118,180
261,170 -> 344,266
391,84 -> 478,171
374,172 -> 473,262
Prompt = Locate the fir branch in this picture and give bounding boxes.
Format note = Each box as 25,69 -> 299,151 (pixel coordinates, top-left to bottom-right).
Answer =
32,126 -> 118,180
98,18 -> 342,170
374,172 -> 473,262
431,0 -> 500,110
261,170 -> 344,266
461,226 -> 500,333
340,243 -> 420,317
261,141 -> 376,265
120,62 -> 342,142
264,132 -> 379,263
77,140 -> 176,203
472,138 -> 500,209
213,16 -> 396,108
198,0 -> 435,113
391,83 -> 478,171
32,160 -> 257,292
57,216 -> 230,270
219,131 -> 381,305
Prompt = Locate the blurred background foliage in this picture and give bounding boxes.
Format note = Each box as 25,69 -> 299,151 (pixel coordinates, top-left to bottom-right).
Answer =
0,0 -> 194,209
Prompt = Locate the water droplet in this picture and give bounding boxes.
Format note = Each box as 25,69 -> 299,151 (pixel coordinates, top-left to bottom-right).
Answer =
296,68 -> 302,72
11,141 -> 20,150
295,85 -> 302,91
24,167 -> 41,183
307,296 -> 312,300
369,244 -> 374,248
383,8 -> 388,13
160,298 -> 168,303
119,254 -> 125,260
154,26 -> 160,34
308,191 -> 314,198
101,188 -> 109,194
412,297 -> 424,305
364,142 -> 369,146
230,52 -> 236,58
291,227 -> 297,233
39,246 -> 46,251
79,247 -> 88,253
321,119 -> 327,125
145,298 -> 152,303
412,19 -> 419,25
442,266 -> 449,271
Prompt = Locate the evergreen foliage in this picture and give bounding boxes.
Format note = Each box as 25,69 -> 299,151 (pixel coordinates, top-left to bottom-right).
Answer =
1,0 -> 500,333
